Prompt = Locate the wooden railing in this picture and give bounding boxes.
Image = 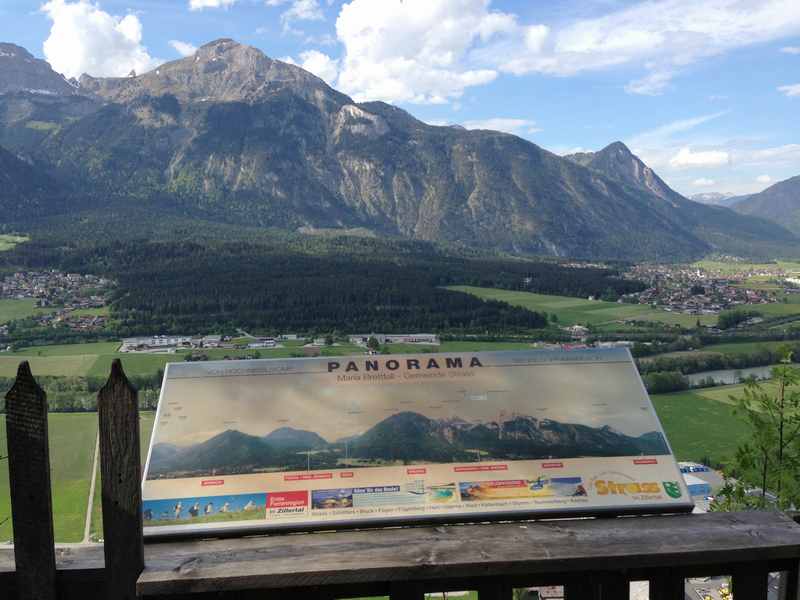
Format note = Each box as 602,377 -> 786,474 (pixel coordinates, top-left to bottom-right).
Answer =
1,360 -> 800,599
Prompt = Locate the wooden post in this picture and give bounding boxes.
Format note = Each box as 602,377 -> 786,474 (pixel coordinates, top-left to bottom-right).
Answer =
476,580 -> 513,599
732,566 -> 768,600
599,575 -> 629,600
5,361 -> 56,600
98,359 -> 143,600
649,570 -> 685,600
564,581 -> 601,600
389,581 -> 426,600
777,563 -> 799,600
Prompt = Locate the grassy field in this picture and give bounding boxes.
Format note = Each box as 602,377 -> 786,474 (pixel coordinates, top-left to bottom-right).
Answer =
0,413 -> 99,543
693,260 -> 800,275
7,340 -> 484,380
701,341 -> 792,355
0,298 -> 40,325
0,235 -> 28,252
0,354 -> 100,377
447,286 -> 717,327
387,341 -> 534,354
651,389 -> 750,464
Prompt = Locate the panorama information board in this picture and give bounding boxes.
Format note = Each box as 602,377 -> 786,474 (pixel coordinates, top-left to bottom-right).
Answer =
142,348 -> 692,537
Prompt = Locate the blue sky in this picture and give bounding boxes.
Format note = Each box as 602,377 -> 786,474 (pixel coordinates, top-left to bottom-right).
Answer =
1,0 -> 798,196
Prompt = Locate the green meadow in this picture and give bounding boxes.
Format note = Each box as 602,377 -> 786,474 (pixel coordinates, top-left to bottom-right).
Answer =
446,286 -> 717,327
0,413 -> 98,543
0,235 -> 28,252
650,381 -> 769,465
0,298 -> 42,325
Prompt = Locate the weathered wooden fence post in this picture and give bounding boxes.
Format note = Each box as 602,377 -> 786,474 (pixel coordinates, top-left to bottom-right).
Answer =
98,359 -> 144,600
5,361 -> 56,600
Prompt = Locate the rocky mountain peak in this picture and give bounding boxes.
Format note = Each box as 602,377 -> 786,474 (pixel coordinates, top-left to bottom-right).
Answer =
602,140 -> 634,155
579,140 -> 681,205
79,38 -> 351,108
0,42 -> 30,59
0,42 -> 79,96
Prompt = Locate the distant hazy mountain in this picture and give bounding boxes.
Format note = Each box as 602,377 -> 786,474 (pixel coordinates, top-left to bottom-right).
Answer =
729,176 -> 800,234
0,38 -> 797,260
690,192 -> 737,206
147,411 -> 668,478
262,427 -> 328,450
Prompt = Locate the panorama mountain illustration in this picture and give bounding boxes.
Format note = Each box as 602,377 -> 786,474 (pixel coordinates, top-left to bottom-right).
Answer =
146,411 -> 669,479
1,38 -> 799,261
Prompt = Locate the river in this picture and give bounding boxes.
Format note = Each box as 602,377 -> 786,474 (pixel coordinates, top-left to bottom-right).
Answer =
687,365 -> 777,387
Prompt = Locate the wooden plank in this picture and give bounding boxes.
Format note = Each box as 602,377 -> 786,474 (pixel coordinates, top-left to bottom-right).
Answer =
98,359 -> 143,600
564,581 -> 600,600
475,579 -> 513,599
648,570 -> 685,600
4,361 -> 56,600
598,574 -> 628,599
389,581 -> 426,600
136,511 -> 800,595
731,564 -> 768,600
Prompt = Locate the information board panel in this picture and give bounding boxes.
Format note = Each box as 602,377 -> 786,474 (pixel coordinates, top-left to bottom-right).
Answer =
142,348 -> 692,537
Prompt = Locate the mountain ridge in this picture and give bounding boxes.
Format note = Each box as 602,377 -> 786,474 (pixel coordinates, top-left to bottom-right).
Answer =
729,176 -> 800,234
1,38 -> 797,260
147,410 -> 669,478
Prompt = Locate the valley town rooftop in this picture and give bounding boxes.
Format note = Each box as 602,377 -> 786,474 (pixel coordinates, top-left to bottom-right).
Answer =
2,360 -> 800,599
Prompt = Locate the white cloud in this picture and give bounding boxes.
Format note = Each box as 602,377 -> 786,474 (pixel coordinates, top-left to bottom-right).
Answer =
41,0 -> 159,78
334,0 -> 510,104
189,0 -> 236,10
282,49 -> 339,86
624,70 -> 674,96
627,111 -> 727,151
692,178 -> 715,186
461,118 -> 541,136
327,0 -> 800,104
669,147 -> 730,169
781,46 -> 800,54
169,40 -> 197,57
268,0 -> 324,32
756,174 -> 772,183
743,144 -> 800,165
778,83 -> 800,97
493,0 -> 800,96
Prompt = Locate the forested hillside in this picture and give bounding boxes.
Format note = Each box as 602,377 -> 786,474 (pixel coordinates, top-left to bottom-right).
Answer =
1,233 -> 642,335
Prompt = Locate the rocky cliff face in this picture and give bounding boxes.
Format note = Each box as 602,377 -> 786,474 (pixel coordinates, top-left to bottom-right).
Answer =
0,38 -> 796,260
0,43 -> 79,96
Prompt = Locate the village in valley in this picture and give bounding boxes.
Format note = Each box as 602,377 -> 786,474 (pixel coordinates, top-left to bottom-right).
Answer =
622,262 -> 792,318
0,270 -> 113,335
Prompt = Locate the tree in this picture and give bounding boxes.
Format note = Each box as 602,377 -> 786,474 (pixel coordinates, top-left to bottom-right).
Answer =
366,336 -> 380,351
719,351 -> 800,508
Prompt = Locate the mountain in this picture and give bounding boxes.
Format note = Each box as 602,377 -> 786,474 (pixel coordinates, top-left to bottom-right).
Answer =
565,143 -> 798,258
690,192 -> 737,206
262,427 -> 328,450
349,411 -> 668,461
0,43 -> 79,96
0,145 -> 66,222
147,411 -> 669,478
729,176 -> 800,234
148,429 -> 276,476
0,38 -> 796,260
